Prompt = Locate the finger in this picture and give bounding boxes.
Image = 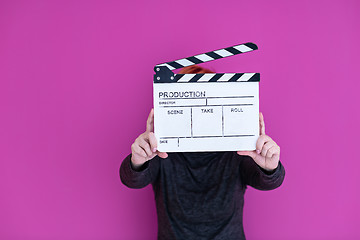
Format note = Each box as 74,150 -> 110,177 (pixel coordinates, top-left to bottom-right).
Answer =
146,108 -> 154,132
272,152 -> 280,161
132,144 -> 147,158
261,141 -> 275,158
138,138 -> 153,157
270,146 -> 280,160
157,151 -> 168,159
147,132 -> 158,153
266,146 -> 278,159
256,135 -> 271,153
237,150 -> 257,159
259,112 -> 265,136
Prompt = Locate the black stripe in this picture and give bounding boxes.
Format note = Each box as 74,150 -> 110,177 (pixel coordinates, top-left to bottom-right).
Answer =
228,73 -> 243,82
189,74 -> 204,82
225,47 -> 241,55
244,42 -> 258,50
168,61 -> 184,69
161,104 -> 254,108
155,73 -> 260,83
208,73 -> 224,82
175,74 -> 185,81
205,52 -> 222,60
187,56 -> 203,64
159,96 -> 254,100
247,73 -> 260,82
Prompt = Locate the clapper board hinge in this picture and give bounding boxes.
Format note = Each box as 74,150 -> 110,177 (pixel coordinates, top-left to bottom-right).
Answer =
154,66 -> 175,83
153,42 -> 259,83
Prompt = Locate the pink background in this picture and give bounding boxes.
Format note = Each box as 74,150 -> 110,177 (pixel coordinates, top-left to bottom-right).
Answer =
1,0 -> 359,239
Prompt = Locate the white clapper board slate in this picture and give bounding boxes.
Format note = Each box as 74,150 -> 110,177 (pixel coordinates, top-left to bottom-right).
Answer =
153,42 -> 260,152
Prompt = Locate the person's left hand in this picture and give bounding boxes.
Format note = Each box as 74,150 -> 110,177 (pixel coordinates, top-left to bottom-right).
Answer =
237,112 -> 280,171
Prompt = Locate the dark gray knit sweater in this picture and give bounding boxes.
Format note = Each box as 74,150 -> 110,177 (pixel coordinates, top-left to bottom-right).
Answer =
120,151 -> 285,240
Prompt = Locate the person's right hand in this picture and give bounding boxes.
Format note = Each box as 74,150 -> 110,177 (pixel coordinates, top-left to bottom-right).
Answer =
130,109 -> 168,170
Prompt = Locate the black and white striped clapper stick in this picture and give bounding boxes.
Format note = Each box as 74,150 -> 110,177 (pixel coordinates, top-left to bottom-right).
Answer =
153,42 -> 260,83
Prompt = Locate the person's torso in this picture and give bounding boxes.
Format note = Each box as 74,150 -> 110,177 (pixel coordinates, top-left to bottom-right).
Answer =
153,152 -> 247,239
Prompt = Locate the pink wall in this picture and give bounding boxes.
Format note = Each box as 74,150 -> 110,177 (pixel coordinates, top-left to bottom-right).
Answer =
1,0 -> 359,239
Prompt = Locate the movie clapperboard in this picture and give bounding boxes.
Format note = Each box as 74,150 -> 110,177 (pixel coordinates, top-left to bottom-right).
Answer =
153,42 -> 260,152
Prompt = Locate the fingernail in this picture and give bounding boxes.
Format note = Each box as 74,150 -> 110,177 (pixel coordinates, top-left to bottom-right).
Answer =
152,148 -> 157,152
256,150 -> 261,154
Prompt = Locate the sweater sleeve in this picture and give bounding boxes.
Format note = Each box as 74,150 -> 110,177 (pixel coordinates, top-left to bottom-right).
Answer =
119,153 -> 161,189
237,153 -> 285,190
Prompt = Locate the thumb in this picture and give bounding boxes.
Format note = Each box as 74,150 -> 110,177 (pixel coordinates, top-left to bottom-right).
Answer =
237,150 -> 257,159
157,151 -> 168,159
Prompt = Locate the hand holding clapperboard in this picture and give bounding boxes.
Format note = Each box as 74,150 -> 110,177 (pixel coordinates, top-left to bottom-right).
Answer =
131,43 -> 280,171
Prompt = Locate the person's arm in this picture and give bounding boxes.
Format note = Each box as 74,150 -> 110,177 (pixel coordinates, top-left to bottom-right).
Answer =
237,153 -> 285,190
119,108 -> 167,189
120,153 -> 161,189
237,112 -> 285,190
